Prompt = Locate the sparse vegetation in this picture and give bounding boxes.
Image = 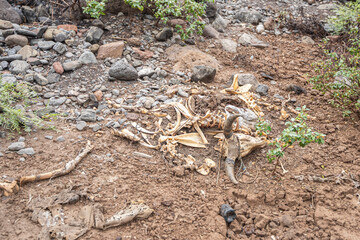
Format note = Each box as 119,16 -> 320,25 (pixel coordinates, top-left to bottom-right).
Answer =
125,0 -> 211,39
255,118 -> 271,137
266,106 -> 325,171
310,0 -> 360,117
0,76 -> 54,133
83,0 -> 107,19
83,0 -> 212,40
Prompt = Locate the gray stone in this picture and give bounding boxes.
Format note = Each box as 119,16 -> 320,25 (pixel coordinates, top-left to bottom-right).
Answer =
1,75 -> 17,84
49,97 -> 66,106
15,29 -> 37,37
54,32 -> 67,42
156,95 -> 168,102
0,60 -> 7,69
77,94 -> 89,104
234,10 -> 263,24
220,39 -> 237,53
203,25 -> 219,39
90,123 -> 101,132
19,157 -> 25,162
238,33 -> 268,48
85,26 -> 103,43
17,148 -> 35,155
0,0 -> 23,24
212,14 -> 228,33
53,42 -> 66,54
138,68 -> 155,78
235,73 -> 259,90
47,73 -> 60,84
109,59 -> 138,81
8,142 -> 25,151
2,29 -> 14,37
36,26 -> 48,38
79,51 -> 97,64
34,73 -> 48,85
191,65 -> 216,83
205,2 -> 217,20
274,94 -> 284,100
92,18 -> 105,29
22,6 -> 38,23
45,135 -> 53,140
9,60 -> 29,74
56,136 -> 65,142
76,121 -> 87,131
80,109 -> 96,122
256,84 -> 269,96
0,54 -> 22,62
138,97 -> 155,109
112,89 -> 120,96
38,40 -> 55,50
0,152 -> 3,157
18,136 -> 25,142
65,52 -> 73,58
156,27 -> 173,41
63,61 -> 82,71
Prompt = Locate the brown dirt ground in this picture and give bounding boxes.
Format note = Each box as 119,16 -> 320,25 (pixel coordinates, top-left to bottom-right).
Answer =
1,19 -> 360,240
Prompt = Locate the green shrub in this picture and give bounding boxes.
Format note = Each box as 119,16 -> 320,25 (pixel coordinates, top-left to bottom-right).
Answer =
0,77 -> 52,132
125,0 -> 211,39
267,106 -> 325,172
83,0 -> 107,19
309,0 -> 360,117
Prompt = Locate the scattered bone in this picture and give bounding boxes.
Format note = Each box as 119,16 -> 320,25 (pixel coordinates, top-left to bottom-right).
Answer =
196,158 -> 216,176
0,141 -> 93,196
28,191 -> 153,240
103,201 -> 153,229
133,152 -> 153,159
159,132 -> 207,148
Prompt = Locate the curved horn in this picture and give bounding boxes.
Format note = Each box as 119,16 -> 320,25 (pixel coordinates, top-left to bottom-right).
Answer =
223,114 -> 241,139
225,158 -> 239,184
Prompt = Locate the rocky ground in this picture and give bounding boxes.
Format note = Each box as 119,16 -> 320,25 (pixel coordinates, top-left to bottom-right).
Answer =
1,0 -> 360,239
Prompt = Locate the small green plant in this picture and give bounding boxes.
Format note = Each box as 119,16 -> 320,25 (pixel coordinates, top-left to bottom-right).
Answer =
310,0 -> 360,117
267,106 -> 325,173
255,118 -> 272,137
83,0 -> 107,19
124,0 -> 211,39
0,77 -> 53,132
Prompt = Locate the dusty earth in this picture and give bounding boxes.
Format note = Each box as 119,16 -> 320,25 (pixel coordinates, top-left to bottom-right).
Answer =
1,1 -> 360,240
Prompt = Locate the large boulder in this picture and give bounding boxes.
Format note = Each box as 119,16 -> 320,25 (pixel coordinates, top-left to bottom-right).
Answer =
109,59 -> 138,81
0,0 -> 23,24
